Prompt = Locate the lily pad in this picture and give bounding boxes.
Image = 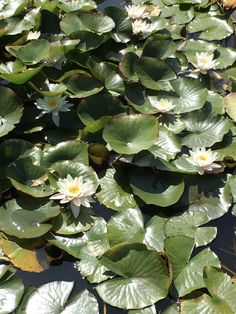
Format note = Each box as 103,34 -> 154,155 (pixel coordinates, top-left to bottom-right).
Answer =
0,199 -> 60,239
181,110 -> 232,148
187,14 -> 233,40
60,11 -> 115,35
0,237 -> 49,272
165,236 -> 220,297
96,168 -> 136,211
96,243 -> 170,309
42,141 -> 89,168
164,211 -> 217,247
0,278 -> 24,314
66,74 -> 103,98
7,158 -> 54,197
181,266 -> 236,313
16,39 -> 50,65
135,57 -> 176,90
224,93 -> 236,122
103,114 -> 159,154
0,86 -> 23,137
130,168 -> 184,207
77,93 -> 125,126
23,281 -> 99,314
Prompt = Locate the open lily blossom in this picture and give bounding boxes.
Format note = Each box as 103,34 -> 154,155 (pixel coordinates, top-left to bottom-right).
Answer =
149,98 -> 175,113
193,52 -> 219,74
50,174 -> 95,218
35,96 -> 73,127
132,19 -> 152,36
27,31 -> 41,41
186,148 -> 222,175
125,5 -> 149,19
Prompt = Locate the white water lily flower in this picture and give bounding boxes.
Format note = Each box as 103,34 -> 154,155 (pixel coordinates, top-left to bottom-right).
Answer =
50,174 -> 95,218
186,148 -> 221,175
27,31 -> 41,41
35,96 -> 73,126
193,52 -> 219,74
149,98 -> 175,113
125,5 -> 149,19
132,19 -> 152,36
0,116 -> 6,126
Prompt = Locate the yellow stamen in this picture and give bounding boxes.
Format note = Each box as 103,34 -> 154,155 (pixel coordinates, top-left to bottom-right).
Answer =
68,184 -> 80,195
198,155 -> 208,161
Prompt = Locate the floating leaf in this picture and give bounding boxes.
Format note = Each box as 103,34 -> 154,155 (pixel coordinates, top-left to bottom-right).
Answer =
61,11 -> 115,35
0,278 -> 24,314
96,243 -> 170,309
0,237 -> 49,272
135,57 -> 176,90
42,141 -> 89,168
187,14 -> 233,40
7,158 -> 54,197
165,236 -> 220,297
130,168 -> 184,207
181,266 -> 236,313
0,199 -> 59,239
23,281 -> 99,314
164,211 -> 217,247
128,306 -> 157,314
181,110 -> 232,148
16,40 -> 50,65
96,168 -> 136,211
103,114 -> 159,154
66,74 -> 103,98
0,86 -> 23,137
77,93 -> 125,126
224,93 -> 236,122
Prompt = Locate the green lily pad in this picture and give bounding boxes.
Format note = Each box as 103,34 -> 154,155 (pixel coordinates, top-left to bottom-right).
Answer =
16,39 -> 50,65
164,211 -> 217,247
7,158 -> 54,197
181,267 -> 236,313
52,207 -> 94,235
142,34 -> 177,60
130,168 -> 184,207
187,184 -> 232,220
135,56 -> 176,90
104,6 -> 132,43
181,110 -> 232,148
77,93 -> 125,126
161,4 -> 194,25
0,199 -> 60,239
77,254 -> 111,284
87,58 -> 124,95
23,281 -> 99,314
119,52 -> 139,82
96,168 -> 136,211
58,0 -> 96,12
0,86 -> 23,137
42,141 -> 89,168
107,207 -> 167,252
60,11 -> 115,35
0,60 -> 42,84
165,236 -> 220,297
96,243 -> 170,309
66,74 -> 103,98
148,126 -> 181,161
224,93 -> 236,122
0,278 -> 24,314
187,14 -> 233,40
103,114 -> 159,154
